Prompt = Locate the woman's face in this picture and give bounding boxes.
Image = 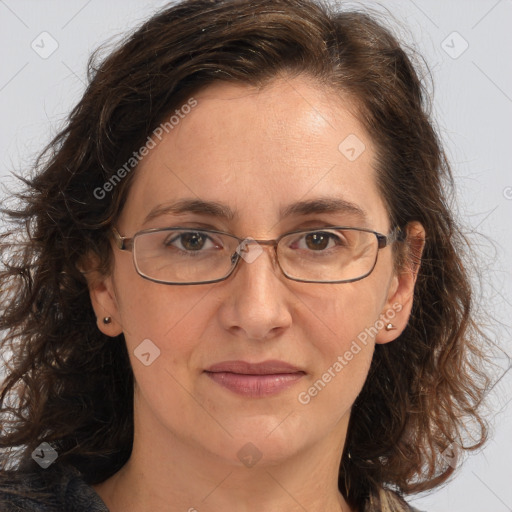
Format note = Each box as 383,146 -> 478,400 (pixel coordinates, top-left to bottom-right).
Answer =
90,76 -> 416,468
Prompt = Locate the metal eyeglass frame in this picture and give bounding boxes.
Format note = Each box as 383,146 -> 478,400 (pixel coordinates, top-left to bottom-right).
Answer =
111,225 -> 405,285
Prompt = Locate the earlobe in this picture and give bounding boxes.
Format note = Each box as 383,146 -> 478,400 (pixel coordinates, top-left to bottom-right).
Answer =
375,221 -> 425,345
89,277 -> 123,337
80,255 -> 123,337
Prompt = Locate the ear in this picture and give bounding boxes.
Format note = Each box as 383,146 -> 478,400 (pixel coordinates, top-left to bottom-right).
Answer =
375,221 -> 425,344
79,253 -> 123,337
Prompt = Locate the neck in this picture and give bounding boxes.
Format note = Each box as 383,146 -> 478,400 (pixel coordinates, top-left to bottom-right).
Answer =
92,397 -> 356,512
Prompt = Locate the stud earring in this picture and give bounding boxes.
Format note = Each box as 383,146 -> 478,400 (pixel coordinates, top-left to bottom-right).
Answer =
385,323 -> 396,331
103,317 -> 112,325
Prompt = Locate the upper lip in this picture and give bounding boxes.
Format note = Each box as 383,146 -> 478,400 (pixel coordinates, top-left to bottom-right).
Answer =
205,360 -> 305,375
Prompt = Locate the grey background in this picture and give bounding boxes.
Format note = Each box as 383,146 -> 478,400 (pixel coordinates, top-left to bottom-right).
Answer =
0,1 -> 511,510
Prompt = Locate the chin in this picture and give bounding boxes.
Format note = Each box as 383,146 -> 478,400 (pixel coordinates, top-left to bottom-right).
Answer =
200,418 -> 315,467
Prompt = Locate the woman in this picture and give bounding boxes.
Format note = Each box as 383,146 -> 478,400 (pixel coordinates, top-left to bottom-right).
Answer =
0,0 -> 492,511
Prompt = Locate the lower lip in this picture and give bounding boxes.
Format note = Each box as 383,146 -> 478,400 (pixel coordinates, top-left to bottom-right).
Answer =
204,371 -> 304,397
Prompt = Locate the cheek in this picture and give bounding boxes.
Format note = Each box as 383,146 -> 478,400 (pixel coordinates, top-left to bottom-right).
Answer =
299,279 -> 386,349
113,261 -> 211,365
294,282 -> 385,407
116,283 -> 212,423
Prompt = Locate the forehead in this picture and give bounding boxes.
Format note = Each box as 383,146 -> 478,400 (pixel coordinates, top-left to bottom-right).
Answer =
119,76 -> 389,234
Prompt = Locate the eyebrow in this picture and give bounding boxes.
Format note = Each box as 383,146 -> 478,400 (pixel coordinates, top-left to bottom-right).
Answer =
142,197 -> 367,225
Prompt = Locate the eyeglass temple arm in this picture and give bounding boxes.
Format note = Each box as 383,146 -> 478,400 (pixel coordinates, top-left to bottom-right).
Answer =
112,227 -> 133,251
377,226 -> 405,249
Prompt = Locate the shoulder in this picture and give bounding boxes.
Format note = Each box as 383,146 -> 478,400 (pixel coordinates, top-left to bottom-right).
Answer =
0,463 -> 109,512
363,485 -> 427,512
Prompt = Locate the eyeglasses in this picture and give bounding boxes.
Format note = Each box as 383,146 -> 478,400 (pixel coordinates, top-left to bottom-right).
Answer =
112,225 -> 404,285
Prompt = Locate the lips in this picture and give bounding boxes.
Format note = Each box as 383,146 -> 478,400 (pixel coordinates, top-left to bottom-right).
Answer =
205,359 -> 304,375
204,360 -> 305,397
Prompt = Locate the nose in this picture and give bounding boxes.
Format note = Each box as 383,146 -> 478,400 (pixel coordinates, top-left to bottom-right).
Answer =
217,241 -> 293,341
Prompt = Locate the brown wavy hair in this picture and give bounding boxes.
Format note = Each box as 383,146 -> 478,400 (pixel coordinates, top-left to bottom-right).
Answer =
0,0 -> 496,509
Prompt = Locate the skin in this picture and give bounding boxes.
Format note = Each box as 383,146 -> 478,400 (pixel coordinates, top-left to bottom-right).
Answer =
87,75 -> 424,512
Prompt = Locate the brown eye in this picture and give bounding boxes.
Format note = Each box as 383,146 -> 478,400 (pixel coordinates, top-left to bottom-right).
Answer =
164,231 -> 211,252
304,232 -> 331,250
180,232 -> 206,251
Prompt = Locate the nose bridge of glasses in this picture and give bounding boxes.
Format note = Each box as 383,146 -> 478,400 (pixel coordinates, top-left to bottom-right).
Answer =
231,237 -> 279,268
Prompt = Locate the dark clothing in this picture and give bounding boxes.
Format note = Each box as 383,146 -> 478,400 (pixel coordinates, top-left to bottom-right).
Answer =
0,464 -> 108,512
